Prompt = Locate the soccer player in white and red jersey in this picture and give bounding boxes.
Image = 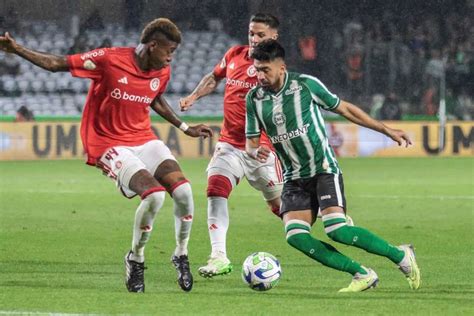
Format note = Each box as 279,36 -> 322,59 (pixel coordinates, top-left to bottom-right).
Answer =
179,13 -> 283,277
0,18 -> 212,293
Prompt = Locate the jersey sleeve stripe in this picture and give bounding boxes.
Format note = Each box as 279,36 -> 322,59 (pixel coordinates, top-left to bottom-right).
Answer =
300,74 -> 337,98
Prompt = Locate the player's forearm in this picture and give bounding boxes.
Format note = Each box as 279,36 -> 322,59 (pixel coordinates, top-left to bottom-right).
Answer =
190,72 -> 221,100
14,45 -> 69,72
336,100 -> 388,135
152,96 -> 185,127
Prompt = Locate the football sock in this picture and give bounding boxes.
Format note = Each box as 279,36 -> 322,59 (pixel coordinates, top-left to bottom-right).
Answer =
207,196 -> 229,257
131,190 -> 165,262
285,219 -> 366,275
322,213 -> 405,264
171,182 -> 194,257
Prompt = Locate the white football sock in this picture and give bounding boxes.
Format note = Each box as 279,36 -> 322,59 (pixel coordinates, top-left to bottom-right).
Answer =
207,196 -> 229,258
131,191 -> 165,262
172,182 -> 194,257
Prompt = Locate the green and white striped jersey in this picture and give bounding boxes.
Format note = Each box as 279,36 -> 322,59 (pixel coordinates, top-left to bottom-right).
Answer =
246,71 -> 341,182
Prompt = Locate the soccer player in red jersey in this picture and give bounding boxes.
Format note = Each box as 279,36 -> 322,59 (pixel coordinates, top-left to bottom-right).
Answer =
0,18 -> 212,293
179,13 -> 283,277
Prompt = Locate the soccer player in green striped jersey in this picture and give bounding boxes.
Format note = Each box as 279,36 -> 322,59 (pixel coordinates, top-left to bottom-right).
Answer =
245,40 -> 421,292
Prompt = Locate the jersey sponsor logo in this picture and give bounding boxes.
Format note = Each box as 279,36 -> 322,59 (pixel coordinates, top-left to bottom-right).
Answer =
110,88 -> 153,104
320,194 -> 331,200
111,88 -> 122,99
270,124 -> 310,143
247,65 -> 257,77
272,112 -> 286,126
118,76 -> 128,84
80,49 -> 105,61
225,78 -> 257,89
83,59 -> 96,70
150,78 -> 160,91
285,80 -> 303,95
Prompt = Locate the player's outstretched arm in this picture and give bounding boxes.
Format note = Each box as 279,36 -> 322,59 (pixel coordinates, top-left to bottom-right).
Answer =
179,72 -> 223,111
152,95 -> 213,138
0,32 -> 68,72
334,100 -> 412,147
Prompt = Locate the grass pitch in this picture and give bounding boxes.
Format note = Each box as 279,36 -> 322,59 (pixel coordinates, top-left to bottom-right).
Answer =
0,157 -> 473,315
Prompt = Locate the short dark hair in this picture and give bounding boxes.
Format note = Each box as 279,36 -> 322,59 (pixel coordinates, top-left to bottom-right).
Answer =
140,18 -> 181,44
17,105 -> 35,121
250,39 -> 285,62
250,13 -> 280,29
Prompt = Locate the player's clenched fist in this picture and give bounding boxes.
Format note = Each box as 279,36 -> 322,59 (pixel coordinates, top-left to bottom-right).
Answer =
0,32 -> 18,54
179,95 -> 197,111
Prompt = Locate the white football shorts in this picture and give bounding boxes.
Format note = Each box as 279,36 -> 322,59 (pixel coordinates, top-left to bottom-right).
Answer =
207,142 -> 283,201
97,140 -> 176,198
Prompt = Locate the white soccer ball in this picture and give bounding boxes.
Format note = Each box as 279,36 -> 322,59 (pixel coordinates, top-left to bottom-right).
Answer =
241,252 -> 282,291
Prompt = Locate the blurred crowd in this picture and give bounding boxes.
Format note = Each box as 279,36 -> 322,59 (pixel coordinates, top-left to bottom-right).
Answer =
0,1 -> 472,120
291,6 -> 473,120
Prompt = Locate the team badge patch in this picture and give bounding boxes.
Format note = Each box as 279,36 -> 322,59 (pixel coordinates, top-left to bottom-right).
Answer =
83,59 -> 96,70
273,112 -> 286,126
150,78 -> 160,91
247,65 -> 257,77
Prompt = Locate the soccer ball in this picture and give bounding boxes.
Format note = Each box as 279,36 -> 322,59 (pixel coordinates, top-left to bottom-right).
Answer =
241,252 -> 281,291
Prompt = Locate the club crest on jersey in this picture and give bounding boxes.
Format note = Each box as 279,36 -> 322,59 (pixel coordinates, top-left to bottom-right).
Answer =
150,78 -> 160,91
247,65 -> 257,77
273,112 -> 286,126
83,59 -> 96,70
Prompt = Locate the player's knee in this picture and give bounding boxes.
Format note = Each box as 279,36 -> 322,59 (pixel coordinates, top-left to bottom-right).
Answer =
286,233 -> 309,250
141,187 -> 166,213
267,198 -> 281,218
325,224 -> 351,244
170,180 -> 192,200
322,213 -> 349,242
270,205 -> 281,218
285,219 -> 311,249
170,180 -> 194,214
207,175 -> 233,198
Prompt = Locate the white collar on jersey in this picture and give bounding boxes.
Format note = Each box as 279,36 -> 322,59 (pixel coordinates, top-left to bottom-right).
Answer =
271,71 -> 289,98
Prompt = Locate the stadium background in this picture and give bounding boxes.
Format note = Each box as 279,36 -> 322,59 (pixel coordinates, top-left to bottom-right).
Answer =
0,0 -> 472,160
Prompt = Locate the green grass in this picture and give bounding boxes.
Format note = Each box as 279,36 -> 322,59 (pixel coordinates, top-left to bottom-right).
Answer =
0,157 -> 473,315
